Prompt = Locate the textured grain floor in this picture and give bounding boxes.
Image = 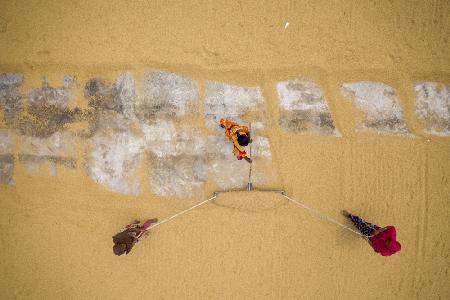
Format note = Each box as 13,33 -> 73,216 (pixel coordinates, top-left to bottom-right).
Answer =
1,1 -> 449,299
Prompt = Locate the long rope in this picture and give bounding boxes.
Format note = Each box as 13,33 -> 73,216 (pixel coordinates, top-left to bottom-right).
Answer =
281,193 -> 369,237
148,191 -> 369,238
150,194 -> 217,229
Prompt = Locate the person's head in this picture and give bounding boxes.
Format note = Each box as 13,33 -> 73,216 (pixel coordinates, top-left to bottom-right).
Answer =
237,132 -> 250,146
113,243 -> 127,256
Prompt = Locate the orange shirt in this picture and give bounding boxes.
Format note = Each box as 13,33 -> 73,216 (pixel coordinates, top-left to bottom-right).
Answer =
220,118 -> 250,160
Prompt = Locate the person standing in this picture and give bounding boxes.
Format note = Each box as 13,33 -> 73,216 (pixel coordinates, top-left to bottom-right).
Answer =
343,210 -> 401,256
112,219 -> 158,256
219,118 -> 252,163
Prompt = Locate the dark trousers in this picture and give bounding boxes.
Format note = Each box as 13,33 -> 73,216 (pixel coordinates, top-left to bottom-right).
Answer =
347,214 -> 380,237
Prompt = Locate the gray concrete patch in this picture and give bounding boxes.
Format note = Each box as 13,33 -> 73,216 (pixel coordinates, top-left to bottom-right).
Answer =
18,154 -> 76,176
18,76 -> 81,138
17,103 -> 81,138
0,130 -> 15,184
0,129 -> 14,154
28,76 -> 74,106
85,78 -> 124,113
20,132 -> 76,157
0,73 -> 23,125
142,120 -> 208,197
18,131 -> 77,176
113,73 -> 136,119
83,73 -> 137,136
84,73 -> 156,195
415,83 -> 450,136
85,131 -> 144,195
341,81 -> 410,134
135,70 -> 199,121
206,135 -> 274,190
0,154 -> 14,185
1,74 -> 81,138
141,120 -> 206,158
277,80 -> 338,135
250,136 -> 272,158
84,73 -> 136,117
204,81 -> 265,130
150,155 -> 207,197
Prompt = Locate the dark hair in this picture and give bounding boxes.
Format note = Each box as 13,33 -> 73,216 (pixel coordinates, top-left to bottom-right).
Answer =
113,244 -> 127,256
237,133 -> 250,146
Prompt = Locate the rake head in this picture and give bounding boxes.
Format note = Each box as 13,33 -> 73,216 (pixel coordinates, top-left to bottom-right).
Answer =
213,187 -> 285,197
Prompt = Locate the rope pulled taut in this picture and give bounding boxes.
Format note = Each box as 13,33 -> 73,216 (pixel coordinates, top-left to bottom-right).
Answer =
149,189 -> 366,238
280,192 -> 369,238
151,194 -> 217,229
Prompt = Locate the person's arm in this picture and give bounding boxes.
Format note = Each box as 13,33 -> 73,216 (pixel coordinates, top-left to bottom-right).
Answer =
231,136 -> 252,163
119,221 -> 140,232
372,228 -> 385,236
232,135 -> 246,153
372,226 -> 390,236
142,218 -> 158,229
123,228 -> 142,242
